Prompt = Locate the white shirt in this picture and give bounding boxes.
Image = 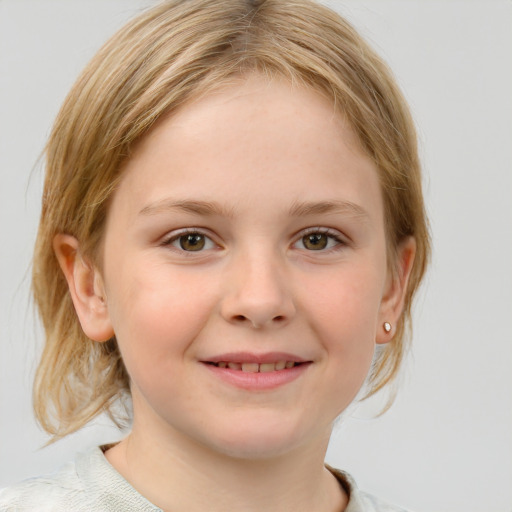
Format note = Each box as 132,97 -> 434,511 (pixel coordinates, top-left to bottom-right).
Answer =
0,446 -> 411,511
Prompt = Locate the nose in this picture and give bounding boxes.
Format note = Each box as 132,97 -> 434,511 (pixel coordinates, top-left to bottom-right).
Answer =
220,250 -> 296,329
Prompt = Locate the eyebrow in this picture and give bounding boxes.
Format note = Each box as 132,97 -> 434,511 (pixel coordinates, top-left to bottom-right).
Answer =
139,198 -> 369,220
288,199 -> 369,220
139,199 -> 235,218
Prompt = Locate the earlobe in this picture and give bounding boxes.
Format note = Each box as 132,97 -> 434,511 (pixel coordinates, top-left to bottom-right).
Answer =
53,234 -> 114,342
376,237 -> 416,344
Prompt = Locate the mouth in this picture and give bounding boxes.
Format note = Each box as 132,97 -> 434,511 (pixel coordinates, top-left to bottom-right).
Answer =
205,361 -> 303,372
200,353 -> 311,390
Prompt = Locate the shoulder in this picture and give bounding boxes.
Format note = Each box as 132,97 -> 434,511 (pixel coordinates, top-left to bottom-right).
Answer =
327,466 -> 413,512
353,490 -> 412,512
0,446 -> 161,512
0,459 -> 87,512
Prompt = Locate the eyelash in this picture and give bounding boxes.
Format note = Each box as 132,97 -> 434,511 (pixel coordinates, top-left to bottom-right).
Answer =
293,227 -> 346,253
161,228 -> 218,254
161,227 -> 347,254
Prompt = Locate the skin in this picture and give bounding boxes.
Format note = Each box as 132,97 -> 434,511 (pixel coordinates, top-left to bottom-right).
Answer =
55,74 -> 415,512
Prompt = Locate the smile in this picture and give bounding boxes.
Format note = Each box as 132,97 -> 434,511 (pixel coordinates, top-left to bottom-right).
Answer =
207,361 -> 300,372
201,353 -> 311,391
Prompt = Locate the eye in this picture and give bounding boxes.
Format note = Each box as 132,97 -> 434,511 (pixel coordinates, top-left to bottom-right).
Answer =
164,231 -> 216,252
294,229 -> 344,251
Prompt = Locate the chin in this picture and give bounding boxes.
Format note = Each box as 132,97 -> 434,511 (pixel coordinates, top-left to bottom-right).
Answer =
200,417 -> 321,461
212,437 -> 299,461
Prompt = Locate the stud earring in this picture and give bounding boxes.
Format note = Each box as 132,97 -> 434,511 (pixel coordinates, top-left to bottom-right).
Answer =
383,322 -> 392,333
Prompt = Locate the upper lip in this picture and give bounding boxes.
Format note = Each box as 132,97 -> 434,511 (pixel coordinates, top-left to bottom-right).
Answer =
201,352 -> 309,364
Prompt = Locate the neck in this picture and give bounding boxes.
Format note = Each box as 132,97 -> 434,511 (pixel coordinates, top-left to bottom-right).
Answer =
106,418 -> 346,512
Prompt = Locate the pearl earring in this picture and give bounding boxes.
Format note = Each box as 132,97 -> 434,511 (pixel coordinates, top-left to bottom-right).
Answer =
383,322 -> 392,333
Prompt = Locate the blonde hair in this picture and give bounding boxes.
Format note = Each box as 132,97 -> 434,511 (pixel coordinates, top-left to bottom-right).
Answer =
33,0 -> 430,439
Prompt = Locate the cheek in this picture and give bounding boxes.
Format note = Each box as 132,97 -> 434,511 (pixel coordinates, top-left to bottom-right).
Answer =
304,276 -> 381,414
301,263 -> 384,384
105,260 -> 219,373
305,266 -> 383,339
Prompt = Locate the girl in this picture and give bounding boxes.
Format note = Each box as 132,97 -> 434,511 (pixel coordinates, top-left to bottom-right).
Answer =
0,0 -> 429,510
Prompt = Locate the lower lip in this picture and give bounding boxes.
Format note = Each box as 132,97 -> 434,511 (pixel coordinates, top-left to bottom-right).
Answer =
202,363 -> 311,391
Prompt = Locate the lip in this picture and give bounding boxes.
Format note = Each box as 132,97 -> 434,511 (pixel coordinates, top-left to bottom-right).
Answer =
203,351 -> 309,364
200,352 -> 312,391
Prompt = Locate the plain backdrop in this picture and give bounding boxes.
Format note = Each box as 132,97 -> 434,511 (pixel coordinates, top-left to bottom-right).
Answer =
1,1 -> 511,511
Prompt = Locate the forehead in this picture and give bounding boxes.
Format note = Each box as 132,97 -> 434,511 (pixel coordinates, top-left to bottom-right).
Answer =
130,73 -> 364,164
111,74 -> 382,225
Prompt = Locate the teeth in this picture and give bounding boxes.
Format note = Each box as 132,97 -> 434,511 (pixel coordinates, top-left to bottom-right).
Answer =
241,363 -> 259,373
259,363 -> 276,373
214,361 -> 298,372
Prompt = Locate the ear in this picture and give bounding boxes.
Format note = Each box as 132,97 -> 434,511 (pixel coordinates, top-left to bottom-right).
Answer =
53,234 -> 114,342
376,237 -> 416,344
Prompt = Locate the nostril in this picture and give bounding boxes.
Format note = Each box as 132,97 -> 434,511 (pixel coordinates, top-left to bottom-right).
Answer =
228,313 -> 289,327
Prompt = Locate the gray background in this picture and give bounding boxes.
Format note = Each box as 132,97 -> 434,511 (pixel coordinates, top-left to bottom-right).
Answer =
1,1 -> 511,511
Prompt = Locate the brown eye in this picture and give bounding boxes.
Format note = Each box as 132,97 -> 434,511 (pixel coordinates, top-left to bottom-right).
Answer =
302,233 -> 329,250
179,233 -> 206,251
166,231 -> 216,253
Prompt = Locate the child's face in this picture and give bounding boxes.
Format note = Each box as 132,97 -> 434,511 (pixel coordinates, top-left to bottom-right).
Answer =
94,74 -> 399,458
